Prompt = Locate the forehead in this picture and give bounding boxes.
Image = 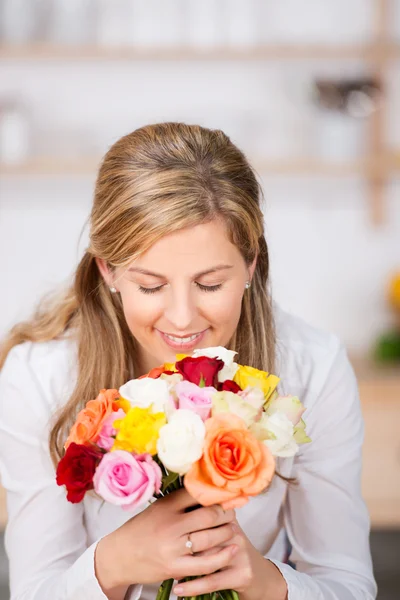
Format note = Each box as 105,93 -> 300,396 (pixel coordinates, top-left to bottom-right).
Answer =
130,221 -> 243,272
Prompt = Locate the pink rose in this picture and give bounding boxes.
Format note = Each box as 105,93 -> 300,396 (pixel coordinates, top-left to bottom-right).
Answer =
97,409 -> 126,451
174,380 -> 216,421
93,451 -> 162,511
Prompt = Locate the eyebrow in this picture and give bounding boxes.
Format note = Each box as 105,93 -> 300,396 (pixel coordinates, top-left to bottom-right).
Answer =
127,264 -> 234,279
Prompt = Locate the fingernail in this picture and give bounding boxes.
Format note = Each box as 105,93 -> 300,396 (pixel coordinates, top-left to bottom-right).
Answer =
173,586 -> 183,595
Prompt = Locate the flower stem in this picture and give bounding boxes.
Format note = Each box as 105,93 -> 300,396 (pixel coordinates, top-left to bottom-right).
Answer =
155,578 -> 174,600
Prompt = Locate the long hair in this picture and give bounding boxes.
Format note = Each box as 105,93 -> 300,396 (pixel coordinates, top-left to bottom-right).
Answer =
0,122 -> 276,467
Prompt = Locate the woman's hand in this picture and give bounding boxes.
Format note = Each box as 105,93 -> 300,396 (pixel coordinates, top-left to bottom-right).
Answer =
172,521 -> 288,600
95,488 -> 238,592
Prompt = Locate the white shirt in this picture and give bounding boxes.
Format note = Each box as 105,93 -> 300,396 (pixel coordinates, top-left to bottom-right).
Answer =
0,302 -> 377,600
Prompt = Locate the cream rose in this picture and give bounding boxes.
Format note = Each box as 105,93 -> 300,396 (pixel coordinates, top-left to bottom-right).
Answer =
156,409 -> 206,475
119,378 -> 170,414
250,412 -> 299,458
212,390 -> 260,427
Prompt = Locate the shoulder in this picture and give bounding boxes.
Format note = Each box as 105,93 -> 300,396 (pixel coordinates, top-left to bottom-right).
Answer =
272,300 -> 346,405
0,334 -> 78,425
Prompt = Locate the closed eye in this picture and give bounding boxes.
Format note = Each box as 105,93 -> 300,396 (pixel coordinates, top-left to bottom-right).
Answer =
138,283 -> 223,295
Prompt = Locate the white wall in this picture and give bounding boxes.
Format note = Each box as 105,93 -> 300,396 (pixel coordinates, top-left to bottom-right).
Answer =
0,0 -> 398,354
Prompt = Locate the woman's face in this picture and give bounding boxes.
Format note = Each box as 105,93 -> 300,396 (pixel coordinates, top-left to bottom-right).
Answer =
97,219 -> 256,376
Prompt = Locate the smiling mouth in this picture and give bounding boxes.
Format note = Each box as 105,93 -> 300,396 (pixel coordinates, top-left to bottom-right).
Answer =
161,331 -> 206,343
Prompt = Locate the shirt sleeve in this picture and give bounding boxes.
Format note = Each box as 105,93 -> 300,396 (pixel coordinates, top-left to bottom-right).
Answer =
0,343 -> 143,600
268,341 -> 377,600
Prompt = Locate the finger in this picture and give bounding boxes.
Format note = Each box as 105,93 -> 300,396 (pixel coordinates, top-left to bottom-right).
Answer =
173,565 -> 240,597
181,504 -> 236,534
175,543 -> 238,578
162,487 -> 199,511
182,523 -> 235,555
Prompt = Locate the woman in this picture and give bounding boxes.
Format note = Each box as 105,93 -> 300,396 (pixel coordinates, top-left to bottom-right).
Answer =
0,123 -> 376,600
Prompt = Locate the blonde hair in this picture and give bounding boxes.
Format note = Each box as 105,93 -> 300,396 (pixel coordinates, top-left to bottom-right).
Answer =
0,122 -> 276,466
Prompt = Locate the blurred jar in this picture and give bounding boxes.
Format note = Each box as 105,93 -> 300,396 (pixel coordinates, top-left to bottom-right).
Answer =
312,79 -> 380,161
0,101 -> 31,164
313,110 -> 367,161
48,0 -> 98,45
97,0 -> 133,46
0,0 -> 36,44
221,0 -> 260,48
184,0 -> 223,49
130,0 -> 185,48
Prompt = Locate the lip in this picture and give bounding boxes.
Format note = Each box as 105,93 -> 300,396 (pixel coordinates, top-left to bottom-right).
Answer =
157,328 -> 208,351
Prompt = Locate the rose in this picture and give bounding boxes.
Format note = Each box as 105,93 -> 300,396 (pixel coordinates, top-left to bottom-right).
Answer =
157,409 -> 206,475
138,365 -> 166,379
250,412 -> 299,458
233,365 -> 280,402
294,418 -> 311,444
184,413 -> 275,510
238,386 -> 265,410
265,394 -> 305,426
217,379 -> 242,393
112,406 -> 166,455
211,391 -> 261,427
119,377 -> 171,414
192,347 -> 239,382
97,408 -> 126,451
56,442 -> 103,503
159,372 -> 184,387
174,380 -> 216,421
65,389 -> 120,449
93,451 -> 162,511
175,356 -> 224,387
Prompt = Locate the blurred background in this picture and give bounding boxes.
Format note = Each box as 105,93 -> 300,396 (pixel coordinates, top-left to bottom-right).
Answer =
0,0 -> 399,598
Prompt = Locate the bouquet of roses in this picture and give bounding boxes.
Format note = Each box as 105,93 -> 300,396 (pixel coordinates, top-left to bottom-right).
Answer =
56,347 -> 310,600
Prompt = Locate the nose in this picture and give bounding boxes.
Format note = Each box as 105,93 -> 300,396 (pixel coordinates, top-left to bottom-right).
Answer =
163,285 -> 197,332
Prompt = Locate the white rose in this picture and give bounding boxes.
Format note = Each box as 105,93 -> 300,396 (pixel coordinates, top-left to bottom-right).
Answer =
192,346 -> 239,382
250,412 -> 299,458
119,378 -> 170,414
157,409 -> 206,475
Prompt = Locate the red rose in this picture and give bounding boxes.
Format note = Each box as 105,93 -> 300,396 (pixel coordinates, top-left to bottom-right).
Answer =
175,356 -> 224,387
217,379 -> 242,393
56,442 -> 103,503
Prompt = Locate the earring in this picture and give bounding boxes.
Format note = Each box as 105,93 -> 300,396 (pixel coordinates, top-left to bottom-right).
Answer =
109,286 -> 117,293
245,281 -> 251,289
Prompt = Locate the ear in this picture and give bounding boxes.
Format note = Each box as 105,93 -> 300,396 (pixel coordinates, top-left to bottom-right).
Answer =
95,257 -> 114,288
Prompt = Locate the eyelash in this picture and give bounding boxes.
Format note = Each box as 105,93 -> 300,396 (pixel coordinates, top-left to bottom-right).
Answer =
138,283 -> 223,295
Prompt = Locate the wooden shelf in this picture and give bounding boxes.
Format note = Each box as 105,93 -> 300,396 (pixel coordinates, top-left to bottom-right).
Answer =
1,155 -> 399,177
0,42 -> 400,61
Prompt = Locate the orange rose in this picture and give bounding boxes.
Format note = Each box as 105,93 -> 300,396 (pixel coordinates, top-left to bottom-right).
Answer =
184,413 -> 275,510
65,389 -> 120,449
138,365 -> 166,379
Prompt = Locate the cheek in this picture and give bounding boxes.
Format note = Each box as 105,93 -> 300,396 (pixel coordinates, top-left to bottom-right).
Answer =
201,289 -> 243,325
119,290 -> 163,331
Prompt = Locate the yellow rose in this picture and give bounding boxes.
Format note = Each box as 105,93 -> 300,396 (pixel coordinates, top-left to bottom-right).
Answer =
233,365 -> 280,402
164,354 -> 188,373
112,406 -> 166,455
113,397 -> 131,414
388,273 -> 400,311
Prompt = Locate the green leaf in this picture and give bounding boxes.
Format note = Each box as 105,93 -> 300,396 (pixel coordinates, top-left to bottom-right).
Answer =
199,374 -> 206,388
161,470 -> 180,494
